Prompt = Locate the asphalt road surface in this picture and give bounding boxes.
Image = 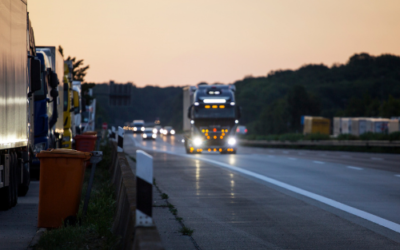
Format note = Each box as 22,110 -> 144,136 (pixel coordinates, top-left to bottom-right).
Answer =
125,133 -> 400,250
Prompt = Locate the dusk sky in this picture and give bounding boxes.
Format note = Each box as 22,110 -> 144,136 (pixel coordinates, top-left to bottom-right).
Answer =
29,0 -> 400,87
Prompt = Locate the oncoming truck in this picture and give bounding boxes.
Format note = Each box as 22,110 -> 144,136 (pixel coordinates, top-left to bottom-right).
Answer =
183,85 -> 241,154
0,1 -> 41,210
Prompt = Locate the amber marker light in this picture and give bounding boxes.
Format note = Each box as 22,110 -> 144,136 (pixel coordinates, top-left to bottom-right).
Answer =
205,105 -> 210,109
212,105 -> 218,108
219,105 -> 225,108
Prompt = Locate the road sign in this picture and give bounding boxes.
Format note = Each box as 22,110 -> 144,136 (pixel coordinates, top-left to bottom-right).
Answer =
102,122 -> 108,130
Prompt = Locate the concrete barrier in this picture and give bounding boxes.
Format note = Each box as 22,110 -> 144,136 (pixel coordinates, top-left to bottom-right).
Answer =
239,139 -> 400,148
109,141 -> 164,250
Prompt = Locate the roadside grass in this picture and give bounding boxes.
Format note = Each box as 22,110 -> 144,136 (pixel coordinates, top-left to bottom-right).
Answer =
179,226 -> 194,236
34,141 -> 120,250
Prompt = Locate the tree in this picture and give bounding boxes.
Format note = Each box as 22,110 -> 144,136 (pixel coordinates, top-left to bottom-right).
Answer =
58,45 -> 90,82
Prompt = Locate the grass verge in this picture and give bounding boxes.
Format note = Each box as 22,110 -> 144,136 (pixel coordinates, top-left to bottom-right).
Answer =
34,141 -> 119,250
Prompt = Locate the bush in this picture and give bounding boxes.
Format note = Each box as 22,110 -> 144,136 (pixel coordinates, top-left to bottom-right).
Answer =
389,131 -> 400,141
337,134 -> 359,140
279,133 -> 304,142
359,132 -> 390,140
304,133 -> 330,141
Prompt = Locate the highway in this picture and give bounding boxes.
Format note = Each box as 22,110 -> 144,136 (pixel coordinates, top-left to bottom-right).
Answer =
125,133 -> 400,250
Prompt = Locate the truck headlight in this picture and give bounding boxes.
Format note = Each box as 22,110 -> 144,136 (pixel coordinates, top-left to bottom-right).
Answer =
34,142 -> 46,153
133,127 -> 137,131
143,134 -> 147,138
193,137 -> 203,147
141,127 -> 145,131
228,137 -> 236,146
171,130 -> 175,135
152,134 -> 157,139
153,128 -> 157,133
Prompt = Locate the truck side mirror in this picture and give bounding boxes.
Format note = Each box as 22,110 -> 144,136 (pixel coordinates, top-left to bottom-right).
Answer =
49,71 -> 59,89
30,57 -> 41,93
236,106 -> 241,119
73,91 -> 80,109
187,105 -> 193,119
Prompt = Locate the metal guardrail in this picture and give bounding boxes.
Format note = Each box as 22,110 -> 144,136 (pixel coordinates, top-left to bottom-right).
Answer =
239,139 -> 400,147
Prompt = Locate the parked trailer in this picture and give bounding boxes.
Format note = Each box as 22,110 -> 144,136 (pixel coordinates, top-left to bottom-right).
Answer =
303,117 -> 330,135
0,0 -> 41,209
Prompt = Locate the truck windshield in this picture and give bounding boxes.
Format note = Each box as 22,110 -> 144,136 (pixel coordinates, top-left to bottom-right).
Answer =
193,107 -> 235,119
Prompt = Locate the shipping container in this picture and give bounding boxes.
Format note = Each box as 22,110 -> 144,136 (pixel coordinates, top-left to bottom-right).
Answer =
388,120 -> 399,133
333,117 -> 341,136
303,117 -> 330,135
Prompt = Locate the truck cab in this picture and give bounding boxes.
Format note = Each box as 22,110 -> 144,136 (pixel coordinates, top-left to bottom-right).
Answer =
30,50 -> 60,169
72,81 -> 82,135
185,85 -> 241,154
62,61 -> 74,148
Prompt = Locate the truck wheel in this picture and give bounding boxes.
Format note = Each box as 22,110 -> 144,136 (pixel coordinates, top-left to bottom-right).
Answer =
11,153 -> 18,207
18,161 -> 30,196
0,155 -> 13,210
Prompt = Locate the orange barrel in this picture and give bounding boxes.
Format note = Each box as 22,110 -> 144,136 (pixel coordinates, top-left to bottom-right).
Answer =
74,134 -> 97,152
36,149 -> 91,228
82,131 -> 97,136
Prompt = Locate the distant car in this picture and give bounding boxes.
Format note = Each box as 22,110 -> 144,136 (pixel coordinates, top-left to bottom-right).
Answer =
142,127 -> 157,140
236,125 -> 248,135
162,126 -> 175,135
132,120 -> 145,133
154,125 -> 162,134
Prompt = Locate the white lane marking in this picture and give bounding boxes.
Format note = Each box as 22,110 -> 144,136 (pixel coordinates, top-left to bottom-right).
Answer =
288,157 -> 297,160
133,139 -> 400,234
371,157 -> 383,161
179,154 -> 400,234
347,166 -> 363,171
395,175 -> 400,178
313,161 -> 325,164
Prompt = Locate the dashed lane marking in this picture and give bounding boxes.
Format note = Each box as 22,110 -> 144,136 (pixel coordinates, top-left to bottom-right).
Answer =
395,175 -> 400,178
347,166 -> 363,171
288,157 -> 297,160
371,157 -> 383,161
313,161 -> 325,164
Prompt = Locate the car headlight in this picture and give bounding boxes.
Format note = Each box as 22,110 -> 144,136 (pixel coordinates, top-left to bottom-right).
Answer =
171,130 -> 175,135
153,129 -> 157,133
63,136 -> 71,142
141,127 -> 145,131
34,142 -> 46,153
133,127 -> 137,131
143,134 -> 147,138
228,137 -> 236,146
152,134 -> 157,138
193,137 -> 203,147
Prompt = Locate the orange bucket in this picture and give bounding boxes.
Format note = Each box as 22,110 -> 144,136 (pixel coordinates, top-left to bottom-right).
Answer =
36,149 -> 91,228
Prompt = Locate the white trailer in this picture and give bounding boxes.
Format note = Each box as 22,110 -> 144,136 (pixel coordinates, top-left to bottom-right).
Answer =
0,0 -> 41,210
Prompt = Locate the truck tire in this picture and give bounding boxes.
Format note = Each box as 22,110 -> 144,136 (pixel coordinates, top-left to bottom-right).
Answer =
0,155 -> 13,210
18,160 -> 30,196
11,152 -> 18,207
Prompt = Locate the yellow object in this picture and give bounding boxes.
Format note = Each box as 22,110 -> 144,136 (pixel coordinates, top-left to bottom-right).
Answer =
36,149 -> 91,228
205,105 -> 210,109
303,117 -> 330,135
73,90 -> 79,108
62,61 -> 73,148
